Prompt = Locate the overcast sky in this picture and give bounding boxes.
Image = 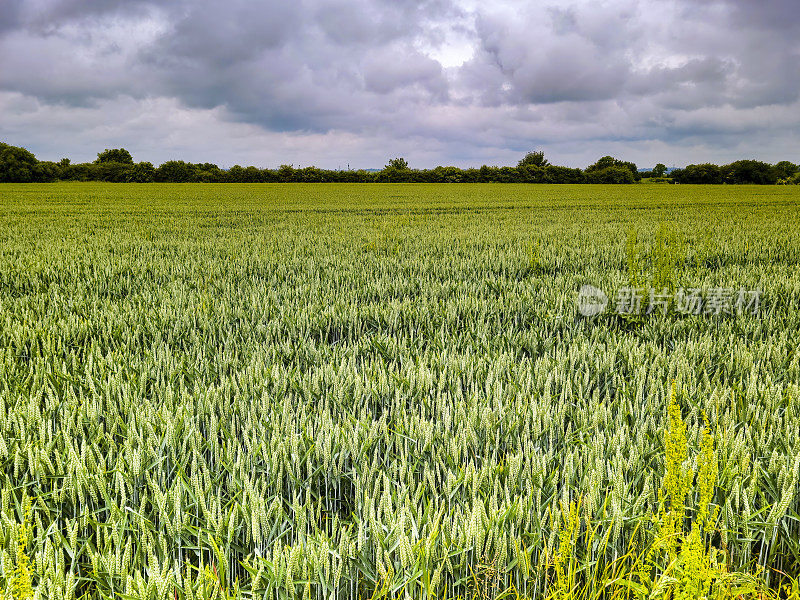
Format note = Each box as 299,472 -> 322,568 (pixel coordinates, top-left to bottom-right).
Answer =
1,0 -> 799,169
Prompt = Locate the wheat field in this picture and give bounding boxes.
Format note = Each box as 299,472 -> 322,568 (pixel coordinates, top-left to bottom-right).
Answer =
1,183 -> 799,599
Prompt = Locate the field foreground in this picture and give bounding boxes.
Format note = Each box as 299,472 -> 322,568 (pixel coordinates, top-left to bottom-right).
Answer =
1,183 -> 800,599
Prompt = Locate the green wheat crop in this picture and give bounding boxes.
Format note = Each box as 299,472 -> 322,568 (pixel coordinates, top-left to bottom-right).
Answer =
1,182 -> 799,600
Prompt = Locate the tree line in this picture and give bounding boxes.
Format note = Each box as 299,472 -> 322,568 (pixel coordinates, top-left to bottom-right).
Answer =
667,160 -> 799,184
1,143 -> 798,184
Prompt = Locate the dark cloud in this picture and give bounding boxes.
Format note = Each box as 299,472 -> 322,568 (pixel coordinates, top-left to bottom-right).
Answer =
17,0 -> 160,34
1,0 -> 799,169
719,0 -> 800,32
0,0 -> 23,34
314,1 -> 382,45
153,1 -> 298,66
362,50 -> 447,96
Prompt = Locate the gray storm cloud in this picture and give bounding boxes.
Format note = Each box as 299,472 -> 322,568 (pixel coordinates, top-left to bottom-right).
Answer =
0,0 -> 798,168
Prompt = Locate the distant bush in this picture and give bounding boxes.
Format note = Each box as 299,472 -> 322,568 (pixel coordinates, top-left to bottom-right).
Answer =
586,156 -> 640,180
95,148 -> 134,165
127,162 -> 156,183
585,165 -> 636,184
545,165 -> 586,183
155,160 -> 198,183
671,163 -> 722,184
722,159 -> 779,185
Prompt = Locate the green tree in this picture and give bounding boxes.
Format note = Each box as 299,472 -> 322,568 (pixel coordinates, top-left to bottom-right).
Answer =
227,165 -> 265,183
517,164 -> 547,183
276,164 -> 296,182
585,165 -> 636,184
0,142 -> 39,182
587,156 -> 639,179
33,161 -> 61,182
545,165 -> 586,183
95,148 -> 134,164
126,162 -> 155,183
672,163 -> 722,184
380,157 -> 412,182
518,150 -> 549,168
154,160 -> 197,182
386,157 -> 409,170
497,166 -> 522,183
90,161 -> 133,182
653,163 -> 667,178
722,160 -> 776,184
773,161 -> 798,180
227,165 -> 246,182
586,156 -> 616,171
